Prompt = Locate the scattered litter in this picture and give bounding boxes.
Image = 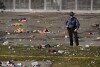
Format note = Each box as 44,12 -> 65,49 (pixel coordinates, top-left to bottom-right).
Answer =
58,50 -> 64,54
33,30 -> 38,33
17,63 -> 22,66
1,62 -> 7,66
0,60 -> 43,67
65,35 -> 68,38
11,23 -> 23,26
95,24 -> 100,27
13,51 -> 16,53
85,45 -> 90,48
95,55 -> 99,57
19,18 -> 27,22
91,61 -> 95,64
46,60 -> 52,67
22,65 -> 27,67
95,23 -> 99,27
7,63 -> 14,67
96,37 -> 100,40
38,28 -> 50,34
8,46 -> 11,49
91,23 -> 100,27
14,28 -> 24,33
7,32 -> 10,35
3,41 -> 9,45
6,60 -> 15,67
88,32 -> 94,35
30,39 -> 32,42
72,53 -> 76,56
31,60 -> 40,67
80,47 -> 85,50
57,45 -> 60,47
37,20 -> 40,23
31,46 -> 34,47
88,63 -> 90,65
41,45 -> 45,48
64,51 -> 70,55
35,44 -> 51,49
45,44 -> 51,48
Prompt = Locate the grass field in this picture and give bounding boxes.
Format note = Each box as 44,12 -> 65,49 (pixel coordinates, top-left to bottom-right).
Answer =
0,44 -> 100,67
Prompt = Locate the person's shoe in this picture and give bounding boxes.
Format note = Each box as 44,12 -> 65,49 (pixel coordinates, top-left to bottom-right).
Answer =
70,45 -> 73,46
76,45 -> 79,46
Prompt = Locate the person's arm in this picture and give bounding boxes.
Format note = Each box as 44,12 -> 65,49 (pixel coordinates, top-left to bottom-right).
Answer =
74,18 -> 80,32
76,19 -> 80,29
65,19 -> 69,27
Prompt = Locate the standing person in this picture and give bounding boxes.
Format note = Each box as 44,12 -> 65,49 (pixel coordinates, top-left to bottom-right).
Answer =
65,12 -> 80,46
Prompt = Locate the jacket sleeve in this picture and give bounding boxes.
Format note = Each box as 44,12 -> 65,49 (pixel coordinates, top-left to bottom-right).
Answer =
76,19 -> 80,29
65,19 -> 68,25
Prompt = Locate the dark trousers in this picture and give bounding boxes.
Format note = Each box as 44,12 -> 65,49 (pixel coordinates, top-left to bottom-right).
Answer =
67,28 -> 79,46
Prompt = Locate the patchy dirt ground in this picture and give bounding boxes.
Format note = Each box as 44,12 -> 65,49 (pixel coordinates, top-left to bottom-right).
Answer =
0,12 -> 100,46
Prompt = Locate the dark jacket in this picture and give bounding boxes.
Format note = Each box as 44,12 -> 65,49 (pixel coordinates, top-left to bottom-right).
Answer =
65,17 -> 80,30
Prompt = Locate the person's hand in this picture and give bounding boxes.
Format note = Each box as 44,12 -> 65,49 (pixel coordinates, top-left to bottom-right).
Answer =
66,25 -> 68,27
74,29 -> 78,32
